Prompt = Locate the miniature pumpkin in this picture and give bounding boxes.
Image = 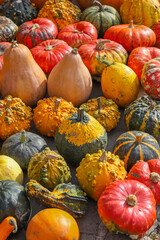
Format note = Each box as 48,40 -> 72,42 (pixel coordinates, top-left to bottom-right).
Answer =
0,216 -> 17,240
80,97 -> 121,132
38,0 -> 81,31
76,150 -> 127,201
25,180 -> 88,218
0,95 -> 32,140
113,130 -> 160,172
55,108 -> 107,167
1,130 -> 47,170
28,147 -> 71,191
128,159 -> 160,205
33,97 -> 77,137
0,41 -> 47,106
98,179 -> 156,237
47,48 -> 92,107
0,16 -> 18,42
26,208 -> 79,240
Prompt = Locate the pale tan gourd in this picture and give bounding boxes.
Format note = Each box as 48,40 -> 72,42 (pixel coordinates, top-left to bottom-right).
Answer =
0,41 -> 47,107
47,48 -> 92,107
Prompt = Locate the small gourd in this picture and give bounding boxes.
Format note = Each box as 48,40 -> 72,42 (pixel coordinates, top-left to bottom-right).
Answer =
0,16 -> 18,42
0,216 -> 17,240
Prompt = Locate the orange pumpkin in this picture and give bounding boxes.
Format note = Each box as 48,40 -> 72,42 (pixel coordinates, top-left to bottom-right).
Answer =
30,0 -> 47,10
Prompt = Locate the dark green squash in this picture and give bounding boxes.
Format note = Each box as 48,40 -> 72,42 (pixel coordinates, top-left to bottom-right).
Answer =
54,108 -> 107,167
0,179 -> 31,229
124,96 -> 160,140
1,130 -> 48,171
25,179 -> 88,218
0,16 -> 18,42
80,0 -> 121,37
113,130 -> 160,172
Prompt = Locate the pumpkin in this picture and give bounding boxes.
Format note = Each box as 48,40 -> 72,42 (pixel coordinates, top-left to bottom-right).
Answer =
80,97 -> 121,132
55,108 -> 108,167
0,95 -> 32,140
81,0 -> 121,37
76,150 -> 127,201
33,97 -> 77,137
78,39 -> 128,79
30,0 -> 47,10
97,179 -> 156,237
128,47 -> 160,81
152,20 -> 160,48
0,42 -> 11,71
47,48 -> 92,107
0,41 -> 47,107
141,57 -> 160,100
128,159 -> 160,205
28,147 -> 71,191
16,18 -> 58,49
124,96 -> 160,140
0,179 -> 31,229
0,216 -> 17,240
0,16 -> 18,42
101,62 -> 139,108
104,20 -> 156,52
120,0 -> 160,28
113,130 -> 160,172
26,208 -> 79,240
38,0 -> 81,31
1,130 -> 47,171
30,39 -> 72,74
25,179 -> 88,218
57,21 -> 98,48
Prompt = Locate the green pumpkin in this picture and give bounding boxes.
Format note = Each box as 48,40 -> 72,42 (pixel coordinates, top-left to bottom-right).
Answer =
54,108 -> 107,167
0,16 -> 18,42
81,0 -> 121,37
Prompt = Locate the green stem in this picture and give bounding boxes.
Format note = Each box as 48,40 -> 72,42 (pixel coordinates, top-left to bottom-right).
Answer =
21,130 -> 26,143
77,108 -> 84,122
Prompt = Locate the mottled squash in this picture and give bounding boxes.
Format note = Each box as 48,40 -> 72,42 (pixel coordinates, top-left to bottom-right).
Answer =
0,16 -> 18,42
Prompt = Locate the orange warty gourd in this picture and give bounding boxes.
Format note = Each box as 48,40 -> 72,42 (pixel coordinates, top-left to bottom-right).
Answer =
0,216 -> 17,240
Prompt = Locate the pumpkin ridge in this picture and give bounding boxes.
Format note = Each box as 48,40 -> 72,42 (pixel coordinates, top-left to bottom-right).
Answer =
113,141 -> 135,154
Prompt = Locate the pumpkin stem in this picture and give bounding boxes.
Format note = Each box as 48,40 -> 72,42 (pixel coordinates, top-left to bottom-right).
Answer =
72,48 -> 78,55
11,40 -> 18,48
21,130 -> 26,143
77,108 -> 84,122
128,20 -> 134,28
6,96 -> 12,108
73,29 -> 84,34
54,99 -> 61,111
150,100 -> 157,110
135,134 -> 142,143
92,0 -> 104,11
45,42 -> 60,51
95,40 -> 111,51
126,194 -> 137,207
98,151 -> 107,162
31,23 -> 40,31
150,172 -> 160,183
97,97 -> 102,110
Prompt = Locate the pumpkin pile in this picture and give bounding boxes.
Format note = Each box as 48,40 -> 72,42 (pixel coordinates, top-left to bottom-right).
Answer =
0,0 -> 160,239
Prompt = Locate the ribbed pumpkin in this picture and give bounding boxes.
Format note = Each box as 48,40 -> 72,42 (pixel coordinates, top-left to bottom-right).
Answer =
76,150 -> 127,201
152,20 -> 160,48
113,130 -> 160,172
124,96 -> 160,140
81,0 -> 121,37
33,97 -> 77,137
80,97 -> 121,132
0,16 -> 18,42
27,147 -> 71,191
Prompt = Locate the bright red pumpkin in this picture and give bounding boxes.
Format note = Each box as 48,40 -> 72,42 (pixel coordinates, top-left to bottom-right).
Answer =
30,39 -> 72,74
152,20 -> 160,48
0,56 -> 3,71
16,18 -> 58,49
104,20 -> 156,52
128,159 -> 160,205
128,47 -> 160,80
0,42 -> 11,71
57,21 -> 98,48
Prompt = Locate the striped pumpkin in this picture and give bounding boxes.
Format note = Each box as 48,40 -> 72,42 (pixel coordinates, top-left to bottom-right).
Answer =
113,130 -> 160,172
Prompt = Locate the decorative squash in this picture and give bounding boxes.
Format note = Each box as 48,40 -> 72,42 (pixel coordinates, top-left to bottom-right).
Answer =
25,179 -> 88,218
26,208 -> 79,240
78,39 -> 128,78
38,0 -> 81,31
30,0 -> 47,10
0,41 -> 47,107
0,216 -> 17,240
0,16 -> 18,42
0,95 -> 32,140
101,62 -> 139,108
104,20 -> 156,52
113,130 -> 160,172
0,0 -> 37,26
0,179 -> 31,229
120,0 -> 160,28
33,97 -> 77,137
55,108 -> 108,167
16,18 -> 58,49
128,159 -> 160,205
1,130 -> 47,171
80,97 -> 121,132
124,96 -> 160,140
30,39 -> 72,74
47,48 -> 92,107
28,147 -> 71,191
81,0 -> 121,37
76,150 -> 127,201
98,179 -> 156,237
57,21 -> 98,48
152,20 -> 160,48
